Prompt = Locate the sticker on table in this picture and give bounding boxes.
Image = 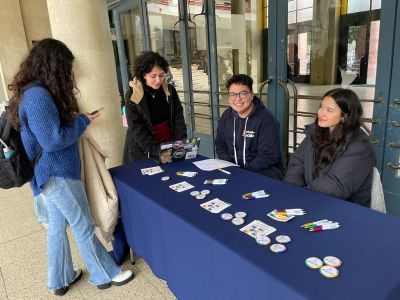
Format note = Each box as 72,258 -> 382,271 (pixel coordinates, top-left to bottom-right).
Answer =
267,209 -> 295,222
169,181 -> 194,192
240,220 -> 276,239
200,198 -> 231,213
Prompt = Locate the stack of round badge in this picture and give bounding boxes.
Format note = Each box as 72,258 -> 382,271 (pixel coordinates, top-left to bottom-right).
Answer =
221,213 -> 233,221
256,235 -> 271,246
275,235 -> 291,244
320,265 -> 339,278
269,243 -> 286,253
161,176 -> 170,181
231,217 -> 245,226
305,257 -> 323,269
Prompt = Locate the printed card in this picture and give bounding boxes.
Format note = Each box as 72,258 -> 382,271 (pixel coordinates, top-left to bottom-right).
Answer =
141,166 -> 164,176
169,181 -> 194,192
240,220 -> 276,239
200,198 -> 231,213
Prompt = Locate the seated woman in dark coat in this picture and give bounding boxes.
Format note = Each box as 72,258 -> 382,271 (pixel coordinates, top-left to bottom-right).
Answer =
284,88 -> 376,207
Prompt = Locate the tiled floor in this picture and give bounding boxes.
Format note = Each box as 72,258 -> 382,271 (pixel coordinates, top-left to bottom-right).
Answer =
0,185 -> 177,299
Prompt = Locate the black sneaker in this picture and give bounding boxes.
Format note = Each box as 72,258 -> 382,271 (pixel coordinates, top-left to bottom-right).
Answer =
54,268 -> 83,296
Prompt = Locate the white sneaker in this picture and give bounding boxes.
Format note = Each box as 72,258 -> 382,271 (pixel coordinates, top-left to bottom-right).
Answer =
111,270 -> 134,285
97,269 -> 134,290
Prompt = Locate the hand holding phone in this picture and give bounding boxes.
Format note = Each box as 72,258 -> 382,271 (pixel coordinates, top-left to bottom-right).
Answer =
89,107 -> 105,115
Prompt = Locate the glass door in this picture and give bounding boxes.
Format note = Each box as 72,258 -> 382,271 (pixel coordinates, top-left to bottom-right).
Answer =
285,0 -> 382,156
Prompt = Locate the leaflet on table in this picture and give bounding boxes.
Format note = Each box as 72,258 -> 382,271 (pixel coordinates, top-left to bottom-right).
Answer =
200,198 -> 231,213
240,220 -> 276,239
169,181 -> 194,192
193,158 -> 238,171
141,166 -> 164,175
267,209 -> 295,222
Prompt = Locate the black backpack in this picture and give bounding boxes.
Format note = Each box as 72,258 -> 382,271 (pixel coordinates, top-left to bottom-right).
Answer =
0,82 -> 44,189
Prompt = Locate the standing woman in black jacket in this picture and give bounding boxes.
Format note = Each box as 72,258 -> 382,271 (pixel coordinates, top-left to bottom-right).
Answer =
284,88 -> 376,207
123,51 -> 187,164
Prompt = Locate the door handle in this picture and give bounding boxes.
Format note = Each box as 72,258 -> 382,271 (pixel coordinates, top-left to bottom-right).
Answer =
393,99 -> 400,105
391,121 -> 400,127
387,162 -> 400,169
389,143 -> 400,148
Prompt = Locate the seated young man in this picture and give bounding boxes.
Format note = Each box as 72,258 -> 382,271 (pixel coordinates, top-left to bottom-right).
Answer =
215,74 -> 284,180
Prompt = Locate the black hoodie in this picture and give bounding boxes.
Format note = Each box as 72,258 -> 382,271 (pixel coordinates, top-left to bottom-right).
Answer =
215,96 -> 283,178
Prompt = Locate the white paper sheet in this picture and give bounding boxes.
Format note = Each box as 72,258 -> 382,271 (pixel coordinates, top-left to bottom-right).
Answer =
193,159 -> 238,171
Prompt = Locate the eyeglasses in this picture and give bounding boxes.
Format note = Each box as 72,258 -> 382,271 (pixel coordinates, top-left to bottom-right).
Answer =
228,90 -> 251,100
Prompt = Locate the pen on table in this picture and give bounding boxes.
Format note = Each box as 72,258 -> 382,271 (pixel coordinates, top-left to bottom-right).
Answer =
301,219 -> 328,228
218,168 -> 231,175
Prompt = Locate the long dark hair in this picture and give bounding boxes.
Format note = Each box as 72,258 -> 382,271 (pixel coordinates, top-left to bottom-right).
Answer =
311,88 -> 363,177
133,51 -> 169,84
8,38 -> 79,129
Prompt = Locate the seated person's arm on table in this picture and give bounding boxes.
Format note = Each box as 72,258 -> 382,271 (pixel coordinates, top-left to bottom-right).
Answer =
244,118 -> 281,171
284,139 -> 307,187
308,144 -> 375,200
126,103 -> 160,157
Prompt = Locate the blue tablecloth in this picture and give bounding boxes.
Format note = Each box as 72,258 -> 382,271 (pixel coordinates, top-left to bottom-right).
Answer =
110,157 -> 400,300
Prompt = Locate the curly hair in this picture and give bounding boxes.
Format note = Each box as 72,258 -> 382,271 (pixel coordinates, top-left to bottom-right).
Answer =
311,88 -> 364,177
8,38 -> 79,129
133,51 -> 169,83
226,74 -> 253,91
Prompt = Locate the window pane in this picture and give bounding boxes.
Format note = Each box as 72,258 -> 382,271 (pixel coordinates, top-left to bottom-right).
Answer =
347,0 -> 370,13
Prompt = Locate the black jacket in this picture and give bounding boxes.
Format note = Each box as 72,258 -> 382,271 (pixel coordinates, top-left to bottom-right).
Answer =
284,124 -> 376,207
122,78 -> 187,164
215,96 -> 283,179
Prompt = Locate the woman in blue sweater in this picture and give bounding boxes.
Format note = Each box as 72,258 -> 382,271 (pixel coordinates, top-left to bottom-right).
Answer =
8,39 -> 133,296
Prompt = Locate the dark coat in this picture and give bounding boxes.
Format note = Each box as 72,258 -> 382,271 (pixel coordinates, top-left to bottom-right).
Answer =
284,124 -> 376,207
122,78 -> 187,164
215,96 -> 284,179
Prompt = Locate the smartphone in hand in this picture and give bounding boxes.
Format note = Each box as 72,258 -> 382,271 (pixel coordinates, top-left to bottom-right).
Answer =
89,107 -> 105,115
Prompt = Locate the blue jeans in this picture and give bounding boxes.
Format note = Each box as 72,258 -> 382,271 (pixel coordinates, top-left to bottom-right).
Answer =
40,177 -> 120,290
34,193 -> 48,225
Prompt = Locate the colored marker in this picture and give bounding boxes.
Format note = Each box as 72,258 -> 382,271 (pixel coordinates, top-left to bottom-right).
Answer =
309,224 -> 341,232
301,219 -> 328,228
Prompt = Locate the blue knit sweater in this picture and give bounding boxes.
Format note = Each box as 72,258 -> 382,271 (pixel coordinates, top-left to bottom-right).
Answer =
19,86 -> 90,196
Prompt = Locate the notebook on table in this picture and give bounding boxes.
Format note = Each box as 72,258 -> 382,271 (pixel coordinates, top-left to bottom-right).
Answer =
159,137 -> 201,164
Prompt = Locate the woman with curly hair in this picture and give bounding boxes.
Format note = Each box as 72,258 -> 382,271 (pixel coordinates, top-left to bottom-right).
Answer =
284,88 -> 376,207
9,38 -> 133,296
123,51 -> 187,164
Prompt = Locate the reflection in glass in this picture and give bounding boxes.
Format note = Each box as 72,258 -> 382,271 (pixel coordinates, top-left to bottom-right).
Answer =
119,8 -> 143,79
215,0 -> 266,108
287,0 -> 381,152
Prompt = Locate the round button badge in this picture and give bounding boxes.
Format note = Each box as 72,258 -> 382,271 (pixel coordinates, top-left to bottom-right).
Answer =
320,265 -> 339,278
234,211 -> 247,218
256,235 -> 271,246
221,213 -> 233,221
200,189 -> 211,195
196,194 -> 206,200
270,243 -> 286,253
275,235 -> 291,244
231,217 -> 245,226
190,190 -> 200,196
323,256 -> 342,267
161,176 -> 170,181
305,257 -> 323,269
